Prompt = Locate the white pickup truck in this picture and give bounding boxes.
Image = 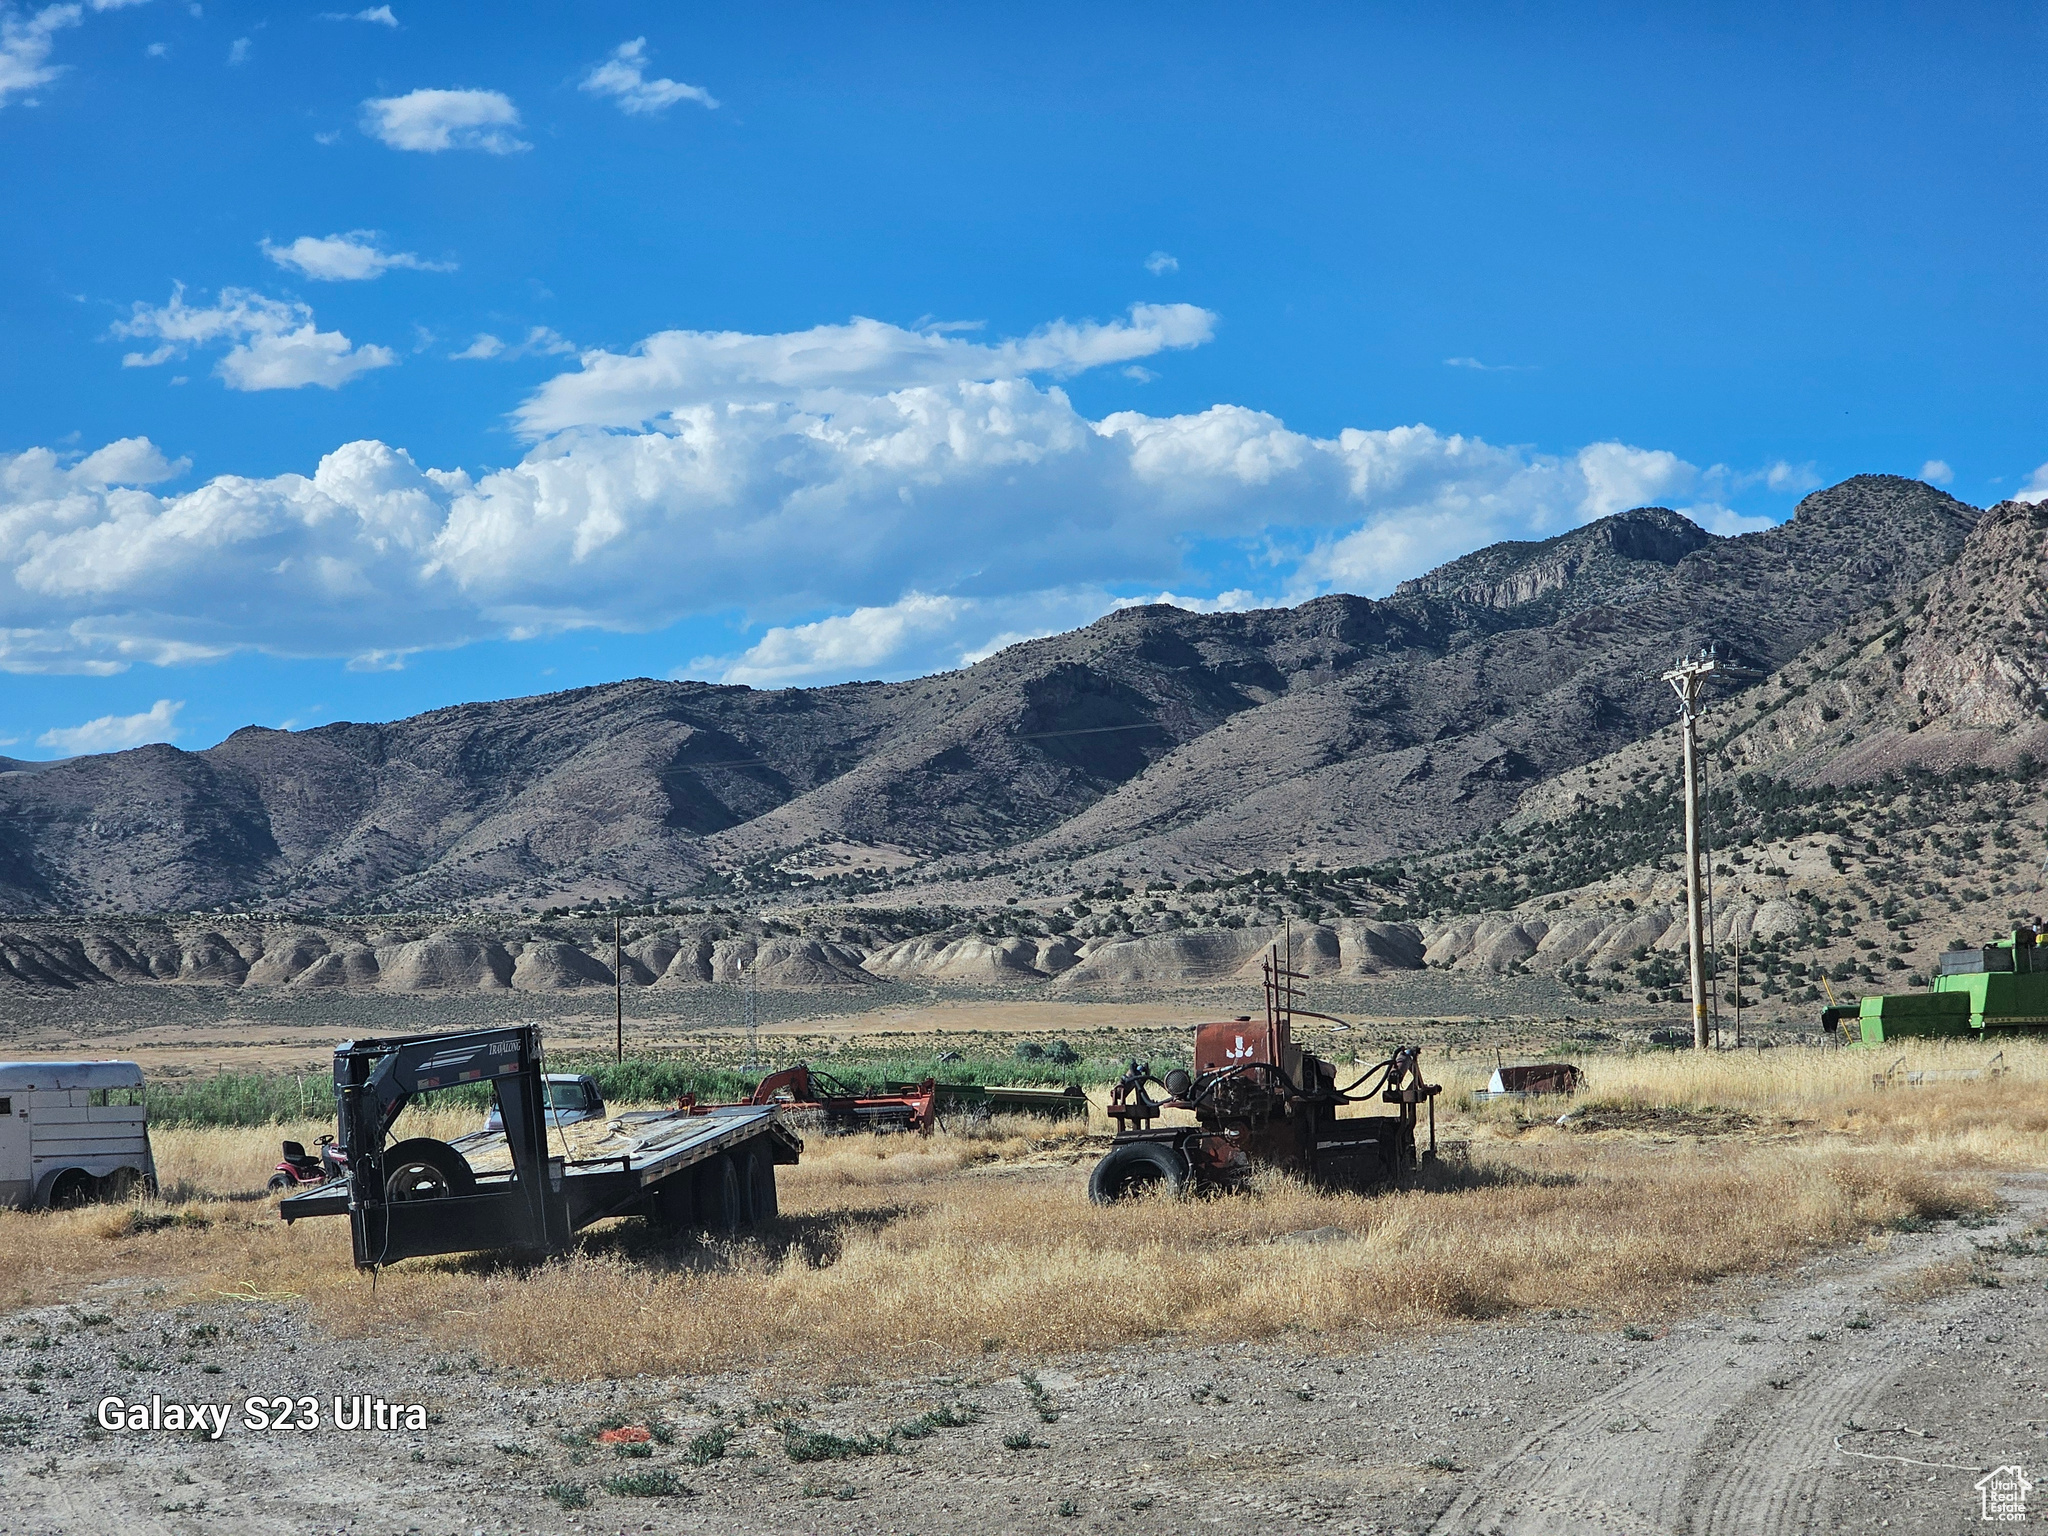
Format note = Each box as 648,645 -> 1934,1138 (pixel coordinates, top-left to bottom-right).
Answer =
0,1061 -> 156,1209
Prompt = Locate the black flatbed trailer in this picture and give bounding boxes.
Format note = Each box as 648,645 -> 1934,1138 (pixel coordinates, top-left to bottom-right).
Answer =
279,1024 -> 799,1266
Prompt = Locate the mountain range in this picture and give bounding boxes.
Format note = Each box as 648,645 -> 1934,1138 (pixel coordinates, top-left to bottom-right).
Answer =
0,475 -> 1986,918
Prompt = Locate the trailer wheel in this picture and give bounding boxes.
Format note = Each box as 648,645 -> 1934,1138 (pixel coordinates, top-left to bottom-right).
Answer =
99,1168 -> 142,1202
696,1153 -> 745,1234
1088,1141 -> 1188,1205
647,1173 -> 694,1231
383,1138 -> 476,1202
744,1145 -> 778,1223
44,1168 -> 96,1210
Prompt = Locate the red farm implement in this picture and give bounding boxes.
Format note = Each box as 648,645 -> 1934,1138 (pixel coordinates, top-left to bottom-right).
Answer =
738,1063 -> 938,1134
1090,944 -> 1440,1202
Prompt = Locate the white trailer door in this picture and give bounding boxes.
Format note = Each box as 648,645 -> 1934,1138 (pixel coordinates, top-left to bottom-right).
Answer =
0,1093 -> 29,1205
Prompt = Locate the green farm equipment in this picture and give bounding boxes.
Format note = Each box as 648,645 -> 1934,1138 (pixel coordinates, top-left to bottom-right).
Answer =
1834,927 -> 2048,1044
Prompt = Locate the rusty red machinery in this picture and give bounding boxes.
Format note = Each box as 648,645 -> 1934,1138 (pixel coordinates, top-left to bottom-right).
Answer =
741,1063 -> 938,1134
1483,1061 -> 1583,1097
1090,946 -> 1440,1202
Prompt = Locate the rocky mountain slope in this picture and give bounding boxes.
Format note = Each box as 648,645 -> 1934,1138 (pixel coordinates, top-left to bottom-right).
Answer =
0,475 -> 1980,925
995,478 -> 1971,883
1345,495 -> 2048,1018
8,483 -> 2046,1014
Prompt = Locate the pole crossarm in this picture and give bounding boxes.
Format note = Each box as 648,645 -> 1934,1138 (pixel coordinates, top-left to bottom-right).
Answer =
1661,654 -> 1718,713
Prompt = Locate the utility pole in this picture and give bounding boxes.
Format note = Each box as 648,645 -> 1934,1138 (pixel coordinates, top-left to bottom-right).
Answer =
1731,894 -> 1743,1050
1664,650 -> 1718,1051
743,958 -> 759,1070
614,912 -> 624,1064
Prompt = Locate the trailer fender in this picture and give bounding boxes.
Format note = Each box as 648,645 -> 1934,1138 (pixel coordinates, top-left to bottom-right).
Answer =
35,1167 -> 98,1210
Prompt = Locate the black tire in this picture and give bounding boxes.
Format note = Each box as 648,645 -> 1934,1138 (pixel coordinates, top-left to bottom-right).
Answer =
695,1153 -> 745,1234
267,1172 -> 294,1196
100,1167 -> 142,1202
1088,1140 -> 1188,1205
744,1144 -> 778,1223
45,1169 -> 95,1210
383,1138 -> 475,1202
733,1147 -> 760,1227
647,1173 -> 695,1231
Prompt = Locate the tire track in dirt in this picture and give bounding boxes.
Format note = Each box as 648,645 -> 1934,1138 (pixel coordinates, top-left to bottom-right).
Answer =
1429,1177 -> 2048,1536
1680,1360 -> 1892,1534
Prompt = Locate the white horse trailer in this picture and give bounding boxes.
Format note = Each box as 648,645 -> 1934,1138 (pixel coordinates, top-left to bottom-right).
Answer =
0,1061 -> 156,1209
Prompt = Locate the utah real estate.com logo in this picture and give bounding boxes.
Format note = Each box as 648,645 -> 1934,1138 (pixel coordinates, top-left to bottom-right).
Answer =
1978,1465 -> 2033,1523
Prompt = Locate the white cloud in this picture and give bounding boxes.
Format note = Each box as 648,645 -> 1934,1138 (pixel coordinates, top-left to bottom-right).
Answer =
0,0 -> 140,106
513,303 -> 1216,435
452,326 -> 574,362
580,37 -> 715,114
697,585 -> 1272,685
1920,458 -> 1954,486
1112,589 -> 1258,615
322,5 -> 394,22
1688,505 -> 1777,537
225,34 -> 246,64
1761,460 -> 1822,494
2016,463 -> 2048,507
1,2 -> 81,107
144,39 -> 161,55
360,87 -> 527,153
0,308 -> 1809,680
1443,356 -> 1533,372
1145,251 -> 1178,275
72,435 -> 186,484
219,327 -> 395,391
0,436 -> 459,672
262,231 -> 454,281
694,588 -> 1156,685
1574,442 -> 1693,519
112,285 -> 396,390
38,698 -> 182,754
1287,435 -> 1719,595
701,592 -> 966,685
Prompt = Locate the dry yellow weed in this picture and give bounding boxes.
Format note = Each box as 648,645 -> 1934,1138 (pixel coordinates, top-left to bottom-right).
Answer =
0,1055 -> 2021,1379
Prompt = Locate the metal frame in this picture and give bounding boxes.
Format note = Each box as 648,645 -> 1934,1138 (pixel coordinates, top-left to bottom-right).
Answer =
1098,944 -> 1440,1197
281,1024 -> 801,1266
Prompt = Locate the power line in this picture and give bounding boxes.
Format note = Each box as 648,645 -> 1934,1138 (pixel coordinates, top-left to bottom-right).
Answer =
1013,722 -> 1167,741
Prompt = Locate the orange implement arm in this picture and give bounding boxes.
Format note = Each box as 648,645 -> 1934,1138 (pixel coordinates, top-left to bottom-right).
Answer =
747,1065 -> 815,1105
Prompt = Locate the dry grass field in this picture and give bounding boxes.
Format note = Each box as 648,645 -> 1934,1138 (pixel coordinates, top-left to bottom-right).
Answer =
2,1039 -> 2033,1386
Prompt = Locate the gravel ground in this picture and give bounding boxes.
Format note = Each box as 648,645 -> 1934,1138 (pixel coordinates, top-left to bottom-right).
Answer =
4,1182 -> 2042,1535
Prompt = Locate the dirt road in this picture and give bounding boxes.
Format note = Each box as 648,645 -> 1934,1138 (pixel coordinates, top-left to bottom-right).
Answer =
1431,1173 -> 2048,1536
4,1183 -> 2043,1535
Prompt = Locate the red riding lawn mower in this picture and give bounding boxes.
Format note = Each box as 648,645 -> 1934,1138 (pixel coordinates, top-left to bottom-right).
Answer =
1090,950 -> 1441,1203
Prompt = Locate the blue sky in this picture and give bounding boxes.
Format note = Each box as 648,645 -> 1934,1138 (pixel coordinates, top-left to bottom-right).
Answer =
3,3 -> 2044,757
